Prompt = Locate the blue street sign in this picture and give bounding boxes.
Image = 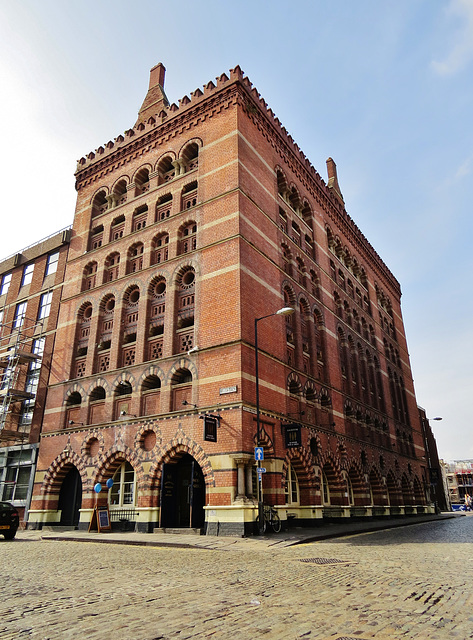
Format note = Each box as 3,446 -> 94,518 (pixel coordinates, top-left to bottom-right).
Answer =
255,447 -> 264,461
257,467 -> 266,474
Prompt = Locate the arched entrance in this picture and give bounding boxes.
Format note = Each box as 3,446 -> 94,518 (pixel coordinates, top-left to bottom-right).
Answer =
160,454 -> 205,528
58,466 -> 82,527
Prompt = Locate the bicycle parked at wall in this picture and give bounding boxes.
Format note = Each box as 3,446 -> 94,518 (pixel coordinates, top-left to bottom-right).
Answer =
256,504 -> 281,533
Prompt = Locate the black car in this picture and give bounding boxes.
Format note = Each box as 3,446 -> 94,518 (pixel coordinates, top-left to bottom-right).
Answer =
0,502 -> 19,539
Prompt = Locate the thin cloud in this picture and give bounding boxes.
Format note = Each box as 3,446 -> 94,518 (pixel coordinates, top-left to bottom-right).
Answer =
432,0 -> 473,75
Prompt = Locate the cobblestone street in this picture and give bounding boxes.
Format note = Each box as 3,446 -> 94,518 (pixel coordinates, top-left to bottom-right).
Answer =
2,517 -> 473,640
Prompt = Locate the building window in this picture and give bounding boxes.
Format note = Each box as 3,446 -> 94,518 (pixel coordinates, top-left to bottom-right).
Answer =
109,461 -> 136,507
284,464 -> 300,505
178,222 -> 197,255
38,292 -> 52,320
0,449 -> 35,503
21,264 -> 34,287
13,301 -> 27,328
45,252 -> 60,276
322,471 -> 330,505
19,338 -> 44,427
1,273 -> 12,296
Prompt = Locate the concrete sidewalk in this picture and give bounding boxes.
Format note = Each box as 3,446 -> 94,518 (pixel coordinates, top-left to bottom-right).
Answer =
16,512 -> 461,551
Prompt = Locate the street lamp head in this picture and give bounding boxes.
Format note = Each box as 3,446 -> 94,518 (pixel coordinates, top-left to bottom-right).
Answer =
276,307 -> 295,316
432,417 -> 443,421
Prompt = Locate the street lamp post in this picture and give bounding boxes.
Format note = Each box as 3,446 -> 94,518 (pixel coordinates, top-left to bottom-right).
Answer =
255,306 -> 294,534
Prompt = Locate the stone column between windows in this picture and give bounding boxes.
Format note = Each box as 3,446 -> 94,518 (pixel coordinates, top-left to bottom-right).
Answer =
172,160 -> 185,177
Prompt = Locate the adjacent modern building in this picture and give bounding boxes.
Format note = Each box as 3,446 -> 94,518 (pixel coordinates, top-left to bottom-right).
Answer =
0,229 -> 70,521
26,64 -> 431,535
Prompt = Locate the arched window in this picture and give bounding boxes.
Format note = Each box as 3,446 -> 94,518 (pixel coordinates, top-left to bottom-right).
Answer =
91,191 -> 108,218
111,179 -> 127,206
132,205 -> 148,232
110,215 -> 125,242
89,225 -> 104,251
135,167 -> 150,195
176,269 -> 195,353
65,391 -> 82,426
277,169 -> 289,200
155,194 -> 172,221
89,386 -> 106,424
181,142 -> 199,172
96,295 -> 115,372
152,233 -> 169,265
157,156 -> 175,184
114,381 -> 133,419
296,257 -> 305,286
181,182 -> 198,211
178,222 -> 197,255
141,375 -> 161,416
289,186 -> 301,214
77,303 -> 92,357
281,243 -> 292,277
127,242 -> 144,274
171,368 -> 192,410
322,470 -> 330,505
83,262 -> 97,291
149,277 -> 166,339
284,464 -> 300,505
104,252 -> 120,283
291,221 -> 301,247
310,270 -> 320,299
122,287 -> 140,358
346,475 -> 354,506
109,461 -> 136,507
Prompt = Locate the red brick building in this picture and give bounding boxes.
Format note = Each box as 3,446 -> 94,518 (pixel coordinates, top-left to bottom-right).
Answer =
28,64 -> 430,534
0,229 -> 70,522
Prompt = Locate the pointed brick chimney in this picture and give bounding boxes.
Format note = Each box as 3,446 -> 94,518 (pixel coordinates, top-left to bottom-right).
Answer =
136,63 -> 169,126
326,157 -> 344,204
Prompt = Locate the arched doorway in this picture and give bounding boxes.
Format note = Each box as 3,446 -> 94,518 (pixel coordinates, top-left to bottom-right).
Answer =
160,454 -> 205,528
58,466 -> 82,527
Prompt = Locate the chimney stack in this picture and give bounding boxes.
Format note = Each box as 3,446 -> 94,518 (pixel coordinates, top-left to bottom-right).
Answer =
135,62 -> 169,126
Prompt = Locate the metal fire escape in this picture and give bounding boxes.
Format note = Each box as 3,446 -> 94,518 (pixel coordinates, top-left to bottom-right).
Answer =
0,312 -> 44,443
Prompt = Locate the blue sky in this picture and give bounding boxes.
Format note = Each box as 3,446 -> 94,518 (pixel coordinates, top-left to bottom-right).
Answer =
0,0 -> 471,460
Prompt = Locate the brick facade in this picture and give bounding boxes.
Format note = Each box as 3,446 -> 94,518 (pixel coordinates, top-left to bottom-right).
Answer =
27,64 -> 430,534
0,229 -> 70,521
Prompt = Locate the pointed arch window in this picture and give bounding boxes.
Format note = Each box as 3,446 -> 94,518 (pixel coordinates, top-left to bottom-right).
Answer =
322,470 -> 330,505
284,464 -> 300,505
